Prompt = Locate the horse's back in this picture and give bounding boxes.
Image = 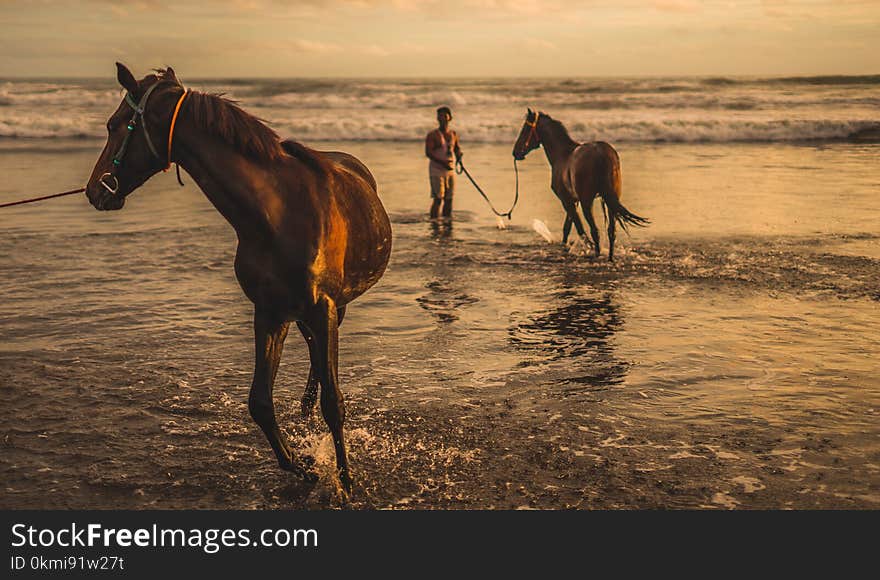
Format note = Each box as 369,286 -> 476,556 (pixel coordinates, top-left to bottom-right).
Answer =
280,141 -> 377,193
321,150 -> 378,192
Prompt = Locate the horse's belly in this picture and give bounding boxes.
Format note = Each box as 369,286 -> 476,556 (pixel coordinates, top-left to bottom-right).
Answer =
339,253 -> 390,305
234,243 -> 389,315
233,186 -> 392,314
234,248 -> 312,315
552,167 -> 578,203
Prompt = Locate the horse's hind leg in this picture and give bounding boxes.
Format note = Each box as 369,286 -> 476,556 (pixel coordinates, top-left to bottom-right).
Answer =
248,308 -> 307,474
303,296 -> 351,493
570,205 -> 587,240
562,215 -> 573,245
582,199 -> 601,257
299,305 -> 345,418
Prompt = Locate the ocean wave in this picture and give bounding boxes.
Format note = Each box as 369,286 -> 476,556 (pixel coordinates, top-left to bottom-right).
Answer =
2,114 -> 878,144
0,82 -> 120,107
771,74 -> 880,86
1,76 -> 877,144
4,76 -> 878,110
239,90 -> 880,111
5,90 -> 876,117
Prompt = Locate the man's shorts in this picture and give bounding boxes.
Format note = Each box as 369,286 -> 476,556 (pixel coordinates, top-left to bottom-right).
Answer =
430,173 -> 454,200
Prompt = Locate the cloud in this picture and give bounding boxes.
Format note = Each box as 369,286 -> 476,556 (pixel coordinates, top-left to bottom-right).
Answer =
2,0 -> 878,76
291,39 -> 344,54
399,41 -> 428,53
523,38 -> 558,51
651,0 -> 701,12
361,44 -> 392,57
244,39 -> 343,54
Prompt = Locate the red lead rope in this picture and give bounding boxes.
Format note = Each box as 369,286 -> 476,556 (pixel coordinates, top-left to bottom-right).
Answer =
0,187 -> 85,209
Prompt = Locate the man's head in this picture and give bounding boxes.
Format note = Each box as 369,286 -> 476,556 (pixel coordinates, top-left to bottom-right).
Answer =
436,106 -> 452,129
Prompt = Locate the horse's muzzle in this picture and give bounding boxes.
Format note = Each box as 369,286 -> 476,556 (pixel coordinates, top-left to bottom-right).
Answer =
86,182 -> 126,211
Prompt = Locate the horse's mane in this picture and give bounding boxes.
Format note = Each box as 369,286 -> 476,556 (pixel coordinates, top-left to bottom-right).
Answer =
152,69 -> 332,175
541,114 -> 577,147
186,91 -> 286,163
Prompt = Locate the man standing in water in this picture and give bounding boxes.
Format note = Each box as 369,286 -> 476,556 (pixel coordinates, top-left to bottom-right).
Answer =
425,106 -> 462,219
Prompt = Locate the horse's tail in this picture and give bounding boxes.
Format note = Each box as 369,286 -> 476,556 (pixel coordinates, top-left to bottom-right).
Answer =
598,190 -> 649,231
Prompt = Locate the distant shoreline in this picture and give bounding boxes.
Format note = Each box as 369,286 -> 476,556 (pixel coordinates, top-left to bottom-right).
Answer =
2,73 -> 880,83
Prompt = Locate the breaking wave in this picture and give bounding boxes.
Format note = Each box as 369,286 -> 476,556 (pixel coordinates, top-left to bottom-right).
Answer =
1,75 -> 877,143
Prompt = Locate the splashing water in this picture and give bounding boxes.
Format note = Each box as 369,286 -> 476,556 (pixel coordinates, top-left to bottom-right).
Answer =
496,216 -> 507,230
567,236 -> 591,256
532,219 -> 555,243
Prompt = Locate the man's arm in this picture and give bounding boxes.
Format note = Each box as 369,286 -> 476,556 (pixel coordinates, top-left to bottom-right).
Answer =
453,132 -> 462,163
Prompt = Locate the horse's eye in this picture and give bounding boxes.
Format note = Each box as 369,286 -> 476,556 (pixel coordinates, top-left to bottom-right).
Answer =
107,119 -> 120,132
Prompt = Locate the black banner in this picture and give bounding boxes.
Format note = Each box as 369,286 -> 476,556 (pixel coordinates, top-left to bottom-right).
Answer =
0,510 -> 871,577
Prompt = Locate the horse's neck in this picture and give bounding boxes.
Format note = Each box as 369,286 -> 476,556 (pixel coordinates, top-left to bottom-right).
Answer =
539,122 -> 577,166
174,125 -> 278,235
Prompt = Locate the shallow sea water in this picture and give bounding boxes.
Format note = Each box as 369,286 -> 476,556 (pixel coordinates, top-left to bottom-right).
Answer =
1,140 -> 878,509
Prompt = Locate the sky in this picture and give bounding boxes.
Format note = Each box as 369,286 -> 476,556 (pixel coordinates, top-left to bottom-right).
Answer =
0,0 -> 878,78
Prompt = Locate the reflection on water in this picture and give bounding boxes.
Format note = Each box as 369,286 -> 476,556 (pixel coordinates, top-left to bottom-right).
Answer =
428,218 -> 453,241
509,292 -> 628,388
416,279 -> 480,324
417,219 -> 478,324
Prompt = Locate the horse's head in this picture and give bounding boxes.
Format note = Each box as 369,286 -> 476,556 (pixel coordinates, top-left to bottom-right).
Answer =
86,63 -> 186,210
512,108 -> 542,160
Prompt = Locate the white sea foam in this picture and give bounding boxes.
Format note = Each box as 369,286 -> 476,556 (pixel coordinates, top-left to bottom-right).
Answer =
1,77 -> 877,143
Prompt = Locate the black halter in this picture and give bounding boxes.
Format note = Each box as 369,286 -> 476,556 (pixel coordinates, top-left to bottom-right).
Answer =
98,82 -> 164,195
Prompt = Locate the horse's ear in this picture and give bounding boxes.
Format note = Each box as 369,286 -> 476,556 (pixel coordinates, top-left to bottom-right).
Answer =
116,62 -> 138,94
527,107 -> 533,116
165,66 -> 179,84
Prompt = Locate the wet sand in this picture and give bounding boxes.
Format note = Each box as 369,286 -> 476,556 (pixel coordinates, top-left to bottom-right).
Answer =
1,141 -> 878,509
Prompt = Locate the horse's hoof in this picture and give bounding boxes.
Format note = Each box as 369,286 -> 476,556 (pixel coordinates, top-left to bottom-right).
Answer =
339,469 -> 353,495
278,456 -> 315,481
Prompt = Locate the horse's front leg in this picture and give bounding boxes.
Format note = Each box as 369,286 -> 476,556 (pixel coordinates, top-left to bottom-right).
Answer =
303,296 -> 351,494
562,214 -> 573,245
248,308 -> 308,474
561,199 -> 587,248
298,305 -> 345,419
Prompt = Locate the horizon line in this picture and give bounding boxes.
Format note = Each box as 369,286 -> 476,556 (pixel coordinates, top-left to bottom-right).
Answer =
2,72 -> 879,82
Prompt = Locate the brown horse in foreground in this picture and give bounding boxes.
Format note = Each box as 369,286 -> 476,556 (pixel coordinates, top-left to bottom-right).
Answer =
513,109 -> 648,260
86,63 -> 392,494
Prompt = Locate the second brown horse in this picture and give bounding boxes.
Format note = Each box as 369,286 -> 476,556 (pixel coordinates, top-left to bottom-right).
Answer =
513,109 -> 648,260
